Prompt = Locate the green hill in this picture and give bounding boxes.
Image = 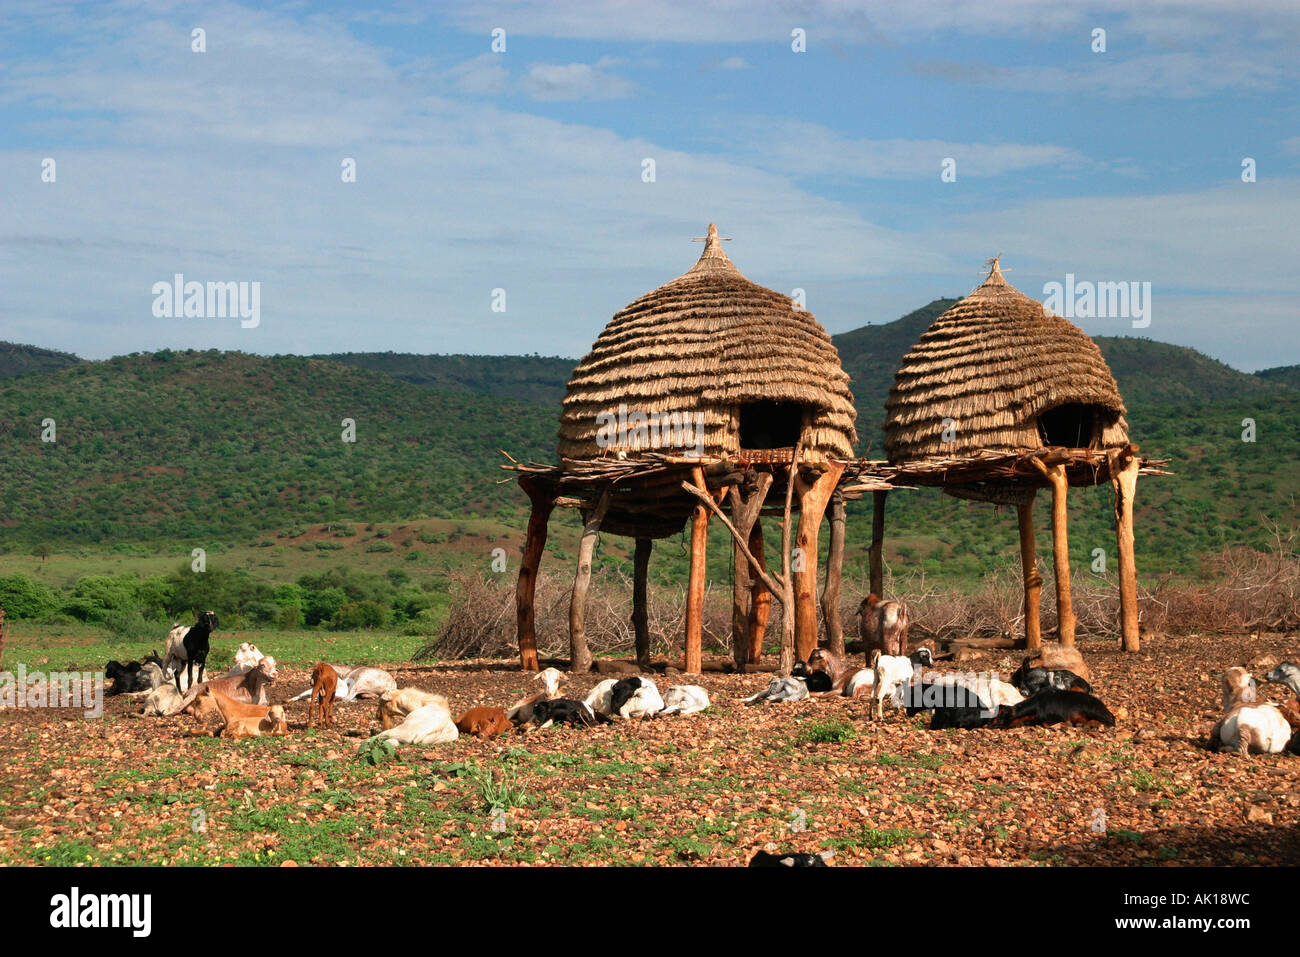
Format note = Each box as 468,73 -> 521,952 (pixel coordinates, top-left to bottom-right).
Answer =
317,352 -> 577,406
0,342 -> 83,378
1256,365 -> 1300,390
1095,337 -> 1287,405
0,350 -> 555,545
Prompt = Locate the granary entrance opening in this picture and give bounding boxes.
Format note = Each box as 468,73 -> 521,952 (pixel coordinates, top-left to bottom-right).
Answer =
739,400 -> 806,449
1037,402 -> 1109,448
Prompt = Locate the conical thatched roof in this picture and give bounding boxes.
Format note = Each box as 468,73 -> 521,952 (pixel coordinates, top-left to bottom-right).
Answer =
557,224 -> 857,462
883,259 -> 1129,464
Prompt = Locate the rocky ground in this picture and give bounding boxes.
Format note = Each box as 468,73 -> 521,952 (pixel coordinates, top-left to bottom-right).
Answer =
0,631 -> 1296,866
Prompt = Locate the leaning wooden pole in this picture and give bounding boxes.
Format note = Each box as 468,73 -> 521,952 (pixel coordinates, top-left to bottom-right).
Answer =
869,490 -> 887,598
1017,492 -> 1043,651
1110,448 -> 1142,652
821,491 -> 847,657
1032,460 -> 1077,646
515,477 -> 553,671
632,537 -> 652,667
747,519 -> 771,665
684,466 -> 709,675
568,489 -> 611,674
793,460 -> 845,663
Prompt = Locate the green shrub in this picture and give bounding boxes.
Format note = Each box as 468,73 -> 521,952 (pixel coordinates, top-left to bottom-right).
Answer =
795,718 -> 857,745
0,575 -> 60,619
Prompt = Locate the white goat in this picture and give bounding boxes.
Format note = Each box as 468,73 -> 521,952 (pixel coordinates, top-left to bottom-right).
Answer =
226,643 -> 264,676
613,676 -> 664,720
290,664 -> 394,701
376,688 -> 446,730
375,701 -> 459,745
583,678 -> 619,717
870,652 -> 917,720
659,685 -> 710,716
1211,667 -> 1293,755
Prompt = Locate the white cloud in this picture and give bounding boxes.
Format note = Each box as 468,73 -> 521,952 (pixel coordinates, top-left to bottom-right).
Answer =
519,62 -> 637,100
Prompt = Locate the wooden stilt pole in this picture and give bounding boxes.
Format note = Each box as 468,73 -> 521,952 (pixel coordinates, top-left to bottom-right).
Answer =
684,466 -> 709,675
728,473 -> 774,672
1110,449 -> 1141,652
1017,492 -> 1043,651
1032,460 -> 1077,645
632,537 -> 652,668
869,490 -> 887,598
793,461 -> 844,663
515,477 -> 553,672
821,491 -> 847,657
747,519 -> 771,665
568,489 -> 611,674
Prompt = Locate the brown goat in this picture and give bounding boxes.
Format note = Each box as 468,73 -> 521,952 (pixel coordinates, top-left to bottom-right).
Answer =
1017,643 -> 1092,683
309,662 -> 338,729
454,706 -> 513,739
180,656 -> 278,714
806,648 -> 872,698
221,705 -> 288,740
857,594 -> 909,658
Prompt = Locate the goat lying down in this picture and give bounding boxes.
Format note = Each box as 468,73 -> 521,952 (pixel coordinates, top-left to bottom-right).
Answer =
377,688 -> 447,730
609,676 -> 664,720
1211,667 -> 1292,755
508,668 -> 567,726
289,665 -> 394,702
749,849 -> 834,867
659,685 -> 710,716
991,689 -> 1114,729
525,698 -> 598,729
744,676 -> 809,705
375,699 -> 459,745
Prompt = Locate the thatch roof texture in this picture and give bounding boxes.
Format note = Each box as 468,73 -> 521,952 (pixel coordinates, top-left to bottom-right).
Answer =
883,259 -> 1129,464
557,224 -> 857,462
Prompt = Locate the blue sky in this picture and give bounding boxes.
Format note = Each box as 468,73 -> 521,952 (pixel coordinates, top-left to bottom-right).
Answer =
2,1 -> 1297,369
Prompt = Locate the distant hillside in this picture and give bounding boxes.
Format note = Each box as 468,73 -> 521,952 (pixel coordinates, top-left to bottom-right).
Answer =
831,299 -> 957,452
318,352 -> 577,406
0,342 -> 83,378
0,350 -> 554,544
1256,365 -> 1300,390
1095,337 -> 1287,405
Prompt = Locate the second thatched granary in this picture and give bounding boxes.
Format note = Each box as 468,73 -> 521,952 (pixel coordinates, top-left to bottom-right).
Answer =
877,258 -> 1165,651
507,224 -> 890,673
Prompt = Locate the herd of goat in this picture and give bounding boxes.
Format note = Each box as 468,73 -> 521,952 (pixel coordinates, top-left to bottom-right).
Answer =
102,606 -> 1300,759
96,605 -> 1300,865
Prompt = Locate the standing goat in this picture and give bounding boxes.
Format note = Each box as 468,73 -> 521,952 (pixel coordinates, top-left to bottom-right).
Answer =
857,594 -> 909,658
163,611 -> 219,693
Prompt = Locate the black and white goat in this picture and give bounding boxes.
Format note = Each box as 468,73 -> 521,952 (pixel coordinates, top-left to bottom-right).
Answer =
163,611 -> 219,693
609,676 -> 664,720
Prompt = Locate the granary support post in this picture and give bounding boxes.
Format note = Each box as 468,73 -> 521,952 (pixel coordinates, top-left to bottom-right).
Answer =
821,491 -> 847,657
793,460 -> 845,663
1017,492 -> 1043,651
869,490 -> 887,599
1031,459 -> 1077,646
568,488 -> 611,674
632,537 -> 653,668
515,476 -> 554,672
728,472 -> 774,672
684,466 -> 710,675
747,519 -> 771,664
1109,447 -> 1142,652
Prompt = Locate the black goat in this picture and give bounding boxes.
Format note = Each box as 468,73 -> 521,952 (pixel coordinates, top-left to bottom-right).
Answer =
104,652 -> 164,696
748,849 -> 833,867
792,661 -> 833,693
904,679 -> 995,730
530,697 -> 598,728
1014,666 -> 1092,696
166,611 -> 219,693
991,688 -> 1115,729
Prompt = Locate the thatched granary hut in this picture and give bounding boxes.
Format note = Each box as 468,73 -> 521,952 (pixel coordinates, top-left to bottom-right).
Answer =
508,225 -> 889,674
875,258 -> 1164,651
558,226 -> 858,464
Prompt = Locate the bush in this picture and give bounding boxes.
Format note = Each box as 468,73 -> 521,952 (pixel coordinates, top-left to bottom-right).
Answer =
0,575 -> 60,619
330,600 -> 388,631
103,608 -> 164,642
365,541 -> 394,553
